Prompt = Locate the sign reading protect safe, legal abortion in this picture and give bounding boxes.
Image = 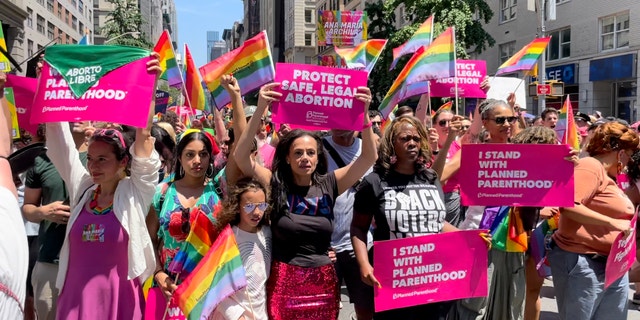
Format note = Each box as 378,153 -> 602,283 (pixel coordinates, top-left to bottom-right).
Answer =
459,144 -> 574,207
31,59 -> 156,128
429,60 -> 487,98
605,212 -> 638,289
272,63 -> 368,131
373,230 -> 488,312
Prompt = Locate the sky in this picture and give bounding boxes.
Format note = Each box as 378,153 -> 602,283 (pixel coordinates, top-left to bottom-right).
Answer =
175,0 -> 243,68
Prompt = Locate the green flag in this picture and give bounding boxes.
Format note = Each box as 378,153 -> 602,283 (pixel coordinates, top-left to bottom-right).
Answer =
44,45 -> 150,97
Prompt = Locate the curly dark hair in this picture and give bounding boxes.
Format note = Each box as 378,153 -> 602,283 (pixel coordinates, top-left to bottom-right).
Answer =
216,178 -> 271,231
586,121 -> 639,157
511,126 -> 557,145
270,129 -> 328,220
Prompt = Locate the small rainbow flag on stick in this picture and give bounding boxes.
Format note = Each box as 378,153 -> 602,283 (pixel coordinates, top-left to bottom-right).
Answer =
154,30 -> 183,87
378,27 -> 456,119
183,44 -> 207,111
496,37 -> 551,76
557,95 -> 580,150
200,31 -> 275,110
335,39 -> 388,73
390,15 -> 434,70
174,225 -> 247,320
168,210 -> 218,274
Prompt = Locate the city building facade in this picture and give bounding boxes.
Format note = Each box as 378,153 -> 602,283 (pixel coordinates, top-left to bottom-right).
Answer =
161,0 -> 177,48
93,0 -> 163,45
284,0 -> 316,64
475,0 -> 640,122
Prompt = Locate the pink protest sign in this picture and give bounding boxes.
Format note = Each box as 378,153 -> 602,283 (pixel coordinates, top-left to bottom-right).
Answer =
605,212 -> 638,289
144,287 -> 186,320
373,230 -> 488,312
5,74 -> 39,136
271,63 -> 368,131
429,60 -> 487,98
31,58 -> 156,128
459,144 -> 574,207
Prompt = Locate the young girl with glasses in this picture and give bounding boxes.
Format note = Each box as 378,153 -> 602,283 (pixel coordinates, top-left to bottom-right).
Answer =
211,178 -> 272,320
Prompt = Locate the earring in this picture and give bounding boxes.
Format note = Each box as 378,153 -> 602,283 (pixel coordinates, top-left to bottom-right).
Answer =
206,163 -> 214,177
617,161 -> 623,175
179,165 -> 185,177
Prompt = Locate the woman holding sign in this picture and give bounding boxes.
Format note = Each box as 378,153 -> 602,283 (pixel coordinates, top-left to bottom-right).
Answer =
351,115 -> 462,320
46,57 -> 162,320
234,82 -> 378,320
548,121 -> 638,320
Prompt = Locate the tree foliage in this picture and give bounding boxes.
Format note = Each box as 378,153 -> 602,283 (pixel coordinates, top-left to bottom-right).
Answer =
101,0 -> 153,48
367,0 -> 495,107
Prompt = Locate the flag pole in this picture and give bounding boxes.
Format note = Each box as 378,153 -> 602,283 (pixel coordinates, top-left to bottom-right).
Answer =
512,77 -> 526,96
452,27 -> 459,115
564,94 -> 569,144
161,272 -> 181,320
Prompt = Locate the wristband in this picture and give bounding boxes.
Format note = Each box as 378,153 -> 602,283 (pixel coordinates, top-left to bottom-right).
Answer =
153,269 -> 165,280
362,121 -> 373,130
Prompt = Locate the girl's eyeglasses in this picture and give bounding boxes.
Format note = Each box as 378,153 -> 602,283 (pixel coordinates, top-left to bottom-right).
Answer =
242,202 -> 268,213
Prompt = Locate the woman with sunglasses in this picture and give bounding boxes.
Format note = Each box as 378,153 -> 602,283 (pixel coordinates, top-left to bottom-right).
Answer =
431,109 -> 465,227
548,121 -> 637,320
234,83 -> 377,320
450,99 -> 529,320
44,57 -> 162,320
212,178 -> 272,320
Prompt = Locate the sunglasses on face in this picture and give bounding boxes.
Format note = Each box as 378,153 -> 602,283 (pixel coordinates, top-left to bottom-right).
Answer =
372,121 -> 382,126
438,120 -> 451,127
488,116 -> 518,125
243,202 -> 268,213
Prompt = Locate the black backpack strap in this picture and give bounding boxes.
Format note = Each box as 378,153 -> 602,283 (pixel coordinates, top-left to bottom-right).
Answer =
322,139 -> 347,168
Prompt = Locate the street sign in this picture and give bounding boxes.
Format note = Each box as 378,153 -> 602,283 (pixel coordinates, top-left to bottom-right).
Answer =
537,84 -> 551,95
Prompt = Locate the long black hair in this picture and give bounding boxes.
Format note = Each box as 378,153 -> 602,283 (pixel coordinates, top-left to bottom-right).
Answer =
172,130 -> 216,180
270,129 -> 328,220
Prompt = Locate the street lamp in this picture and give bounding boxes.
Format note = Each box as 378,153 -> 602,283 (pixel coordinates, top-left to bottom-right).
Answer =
104,31 -> 141,44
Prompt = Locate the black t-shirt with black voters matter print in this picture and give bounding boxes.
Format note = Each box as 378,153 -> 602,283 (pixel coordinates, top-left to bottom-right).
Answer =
354,170 -> 446,241
271,172 -> 339,268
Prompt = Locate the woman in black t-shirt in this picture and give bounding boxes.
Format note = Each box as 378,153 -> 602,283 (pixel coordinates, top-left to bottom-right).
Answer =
233,83 -> 378,320
351,115 -> 462,320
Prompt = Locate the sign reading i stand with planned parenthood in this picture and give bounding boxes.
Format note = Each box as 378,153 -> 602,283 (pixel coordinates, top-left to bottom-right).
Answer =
459,144 -> 574,207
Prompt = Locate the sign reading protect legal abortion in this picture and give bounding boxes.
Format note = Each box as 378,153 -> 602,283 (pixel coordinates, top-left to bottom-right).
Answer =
459,144 -> 574,207
31,58 -> 156,128
605,212 -> 638,289
373,230 -> 488,312
272,63 -> 368,131
429,60 -> 487,98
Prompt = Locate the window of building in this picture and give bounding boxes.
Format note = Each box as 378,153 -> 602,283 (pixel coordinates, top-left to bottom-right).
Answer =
72,0 -> 77,8
58,4 -> 63,19
79,0 -> 84,15
89,9 -> 92,22
27,8 -> 33,28
37,0 -> 44,5
601,12 -> 629,51
305,33 -> 312,46
72,16 -> 78,30
47,22 -> 55,40
305,9 -> 312,23
500,0 -> 517,23
499,41 -> 516,63
305,56 -> 313,64
547,28 -> 570,60
47,0 -> 54,12
79,22 -> 84,34
556,0 -> 570,3
28,40 -> 33,57
37,44 -> 43,52
37,15 -> 45,34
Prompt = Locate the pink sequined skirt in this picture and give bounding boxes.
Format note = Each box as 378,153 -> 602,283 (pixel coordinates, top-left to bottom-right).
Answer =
267,260 -> 340,320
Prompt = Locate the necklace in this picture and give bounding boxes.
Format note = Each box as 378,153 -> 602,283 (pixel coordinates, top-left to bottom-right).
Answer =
90,185 -> 113,215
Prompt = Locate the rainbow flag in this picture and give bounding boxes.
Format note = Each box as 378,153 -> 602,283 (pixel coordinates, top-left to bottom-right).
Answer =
496,37 -> 551,75
378,27 -> 456,119
0,20 -> 11,72
183,44 -> 207,111
335,39 -> 388,73
174,225 -> 247,320
556,96 -> 580,150
490,206 -> 528,253
390,15 -> 434,70
154,30 -> 183,87
200,31 -> 275,110
168,210 -> 218,274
